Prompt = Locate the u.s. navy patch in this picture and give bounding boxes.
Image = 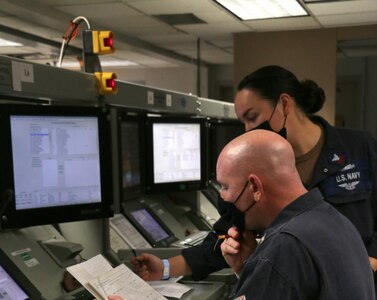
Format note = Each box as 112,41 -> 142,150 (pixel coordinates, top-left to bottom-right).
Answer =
321,158 -> 372,201
335,164 -> 360,191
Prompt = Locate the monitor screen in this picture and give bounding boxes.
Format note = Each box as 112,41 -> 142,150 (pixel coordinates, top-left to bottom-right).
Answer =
123,203 -> 177,247
0,104 -> 114,229
118,110 -> 145,201
0,249 -> 41,299
0,265 -> 28,300
145,116 -> 208,193
208,119 -> 244,180
130,208 -> 170,243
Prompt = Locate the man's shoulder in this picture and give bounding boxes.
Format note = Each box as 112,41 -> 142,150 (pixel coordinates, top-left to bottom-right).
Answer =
280,199 -> 357,240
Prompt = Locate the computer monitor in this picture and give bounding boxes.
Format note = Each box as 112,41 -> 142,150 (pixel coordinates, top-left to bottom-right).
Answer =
118,110 -> 145,201
145,115 -> 208,194
0,248 -> 41,299
208,119 -> 244,180
0,104 -> 114,229
122,201 -> 177,247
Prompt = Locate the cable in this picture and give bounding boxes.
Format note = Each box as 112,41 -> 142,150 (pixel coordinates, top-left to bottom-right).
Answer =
72,16 -> 91,29
57,16 -> 91,68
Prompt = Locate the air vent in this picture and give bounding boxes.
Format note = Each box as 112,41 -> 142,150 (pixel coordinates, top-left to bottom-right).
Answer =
154,13 -> 207,26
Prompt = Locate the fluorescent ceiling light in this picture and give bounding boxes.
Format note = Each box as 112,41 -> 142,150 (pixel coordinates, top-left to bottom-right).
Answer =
100,60 -> 138,67
215,0 -> 308,20
61,60 -> 138,68
0,38 -> 23,47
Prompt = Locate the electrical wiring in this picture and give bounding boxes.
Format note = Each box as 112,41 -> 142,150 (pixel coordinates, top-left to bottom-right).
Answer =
57,16 -> 91,68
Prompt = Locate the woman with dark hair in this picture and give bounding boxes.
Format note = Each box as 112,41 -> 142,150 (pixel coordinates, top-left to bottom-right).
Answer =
132,65 -> 377,288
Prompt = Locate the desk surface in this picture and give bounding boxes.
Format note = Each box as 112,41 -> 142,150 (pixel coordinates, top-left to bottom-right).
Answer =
176,280 -> 228,300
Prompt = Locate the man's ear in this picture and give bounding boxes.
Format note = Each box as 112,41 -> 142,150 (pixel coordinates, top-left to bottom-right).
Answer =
248,174 -> 263,202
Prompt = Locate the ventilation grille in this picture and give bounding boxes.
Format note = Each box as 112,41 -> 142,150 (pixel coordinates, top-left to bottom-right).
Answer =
154,13 -> 207,26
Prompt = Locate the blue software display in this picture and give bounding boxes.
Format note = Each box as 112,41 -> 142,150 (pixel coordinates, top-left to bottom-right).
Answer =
11,115 -> 102,210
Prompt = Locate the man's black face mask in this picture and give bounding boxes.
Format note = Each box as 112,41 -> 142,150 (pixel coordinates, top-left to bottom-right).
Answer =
248,102 -> 287,139
225,203 -> 246,233
223,181 -> 250,233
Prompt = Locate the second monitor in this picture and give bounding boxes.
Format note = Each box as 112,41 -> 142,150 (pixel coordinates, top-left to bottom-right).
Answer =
145,115 -> 208,194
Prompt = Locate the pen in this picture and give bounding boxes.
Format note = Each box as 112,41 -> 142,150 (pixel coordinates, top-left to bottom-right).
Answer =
217,234 -> 230,239
131,249 -> 145,268
214,235 -> 229,251
218,232 -> 264,239
131,248 -> 138,258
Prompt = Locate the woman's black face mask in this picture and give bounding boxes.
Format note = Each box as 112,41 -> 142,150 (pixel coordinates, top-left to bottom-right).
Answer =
247,102 -> 287,139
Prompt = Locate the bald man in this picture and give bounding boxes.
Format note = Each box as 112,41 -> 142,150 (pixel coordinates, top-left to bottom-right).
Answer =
217,130 -> 375,300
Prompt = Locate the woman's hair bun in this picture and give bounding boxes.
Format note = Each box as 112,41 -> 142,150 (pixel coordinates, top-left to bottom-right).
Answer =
299,79 -> 326,114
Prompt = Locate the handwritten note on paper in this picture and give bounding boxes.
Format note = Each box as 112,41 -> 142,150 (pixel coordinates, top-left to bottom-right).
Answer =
66,254 -> 113,287
90,264 -> 167,300
67,254 -> 167,300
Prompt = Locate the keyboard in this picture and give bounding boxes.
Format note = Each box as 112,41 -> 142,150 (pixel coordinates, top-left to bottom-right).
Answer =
171,231 -> 210,248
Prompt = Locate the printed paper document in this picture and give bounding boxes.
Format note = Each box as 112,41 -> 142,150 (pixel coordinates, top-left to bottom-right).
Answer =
67,254 -> 167,300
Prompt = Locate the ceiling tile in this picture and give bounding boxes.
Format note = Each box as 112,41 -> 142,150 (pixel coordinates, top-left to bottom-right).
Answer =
92,15 -> 177,36
0,16 -> 38,30
176,22 -> 250,39
178,48 -> 233,64
243,16 -> 320,31
208,38 -> 233,47
194,11 -> 239,23
141,35 -> 218,52
307,0 -> 377,15
125,0 -> 219,14
317,12 -> 377,27
0,17 -> 66,42
56,3 -> 143,19
140,33 -> 197,45
34,0 -> 112,5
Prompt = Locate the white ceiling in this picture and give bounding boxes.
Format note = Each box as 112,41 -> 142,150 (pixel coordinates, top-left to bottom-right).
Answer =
0,0 -> 377,69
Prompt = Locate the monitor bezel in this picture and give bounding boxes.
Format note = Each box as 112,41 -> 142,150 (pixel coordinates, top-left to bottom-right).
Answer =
0,104 -> 114,230
208,118 -> 244,180
116,109 -> 146,202
145,115 -> 209,194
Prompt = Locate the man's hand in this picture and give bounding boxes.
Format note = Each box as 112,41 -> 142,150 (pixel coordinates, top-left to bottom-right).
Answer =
369,256 -> 377,272
220,227 -> 258,276
107,296 -> 123,300
131,253 -> 164,281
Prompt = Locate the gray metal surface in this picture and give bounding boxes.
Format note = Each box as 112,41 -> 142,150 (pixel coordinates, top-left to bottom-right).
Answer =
198,97 -> 237,119
106,81 -> 199,115
0,55 -> 98,105
0,226 -> 75,300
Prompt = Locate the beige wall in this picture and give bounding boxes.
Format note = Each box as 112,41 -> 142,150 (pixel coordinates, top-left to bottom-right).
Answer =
337,24 -> 377,40
234,29 -> 337,123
